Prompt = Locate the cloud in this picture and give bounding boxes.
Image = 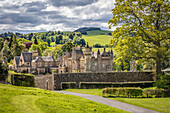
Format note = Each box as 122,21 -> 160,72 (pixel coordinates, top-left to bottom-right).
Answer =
0,0 -> 115,34
49,0 -> 99,7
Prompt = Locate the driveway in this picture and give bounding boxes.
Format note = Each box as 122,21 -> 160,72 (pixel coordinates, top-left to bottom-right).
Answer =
54,91 -> 159,113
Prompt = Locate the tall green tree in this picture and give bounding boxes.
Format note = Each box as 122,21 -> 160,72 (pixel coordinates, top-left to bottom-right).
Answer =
0,52 -> 8,81
1,41 -> 12,62
34,36 -> 38,45
109,0 -> 170,75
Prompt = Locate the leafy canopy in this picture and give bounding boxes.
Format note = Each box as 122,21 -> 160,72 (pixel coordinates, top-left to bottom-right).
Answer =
109,0 -> 170,74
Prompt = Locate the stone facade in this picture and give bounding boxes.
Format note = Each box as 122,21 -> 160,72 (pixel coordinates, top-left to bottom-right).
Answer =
58,43 -> 113,73
12,50 -> 59,75
35,75 -> 54,90
54,71 -> 155,89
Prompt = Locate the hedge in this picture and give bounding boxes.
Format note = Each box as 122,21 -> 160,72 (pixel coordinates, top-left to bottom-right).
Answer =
61,82 -> 76,89
143,88 -> 170,97
102,87 -> 170,98
79,81 -> 154,89
8,71 -> 36,87
102,87 -> 143,98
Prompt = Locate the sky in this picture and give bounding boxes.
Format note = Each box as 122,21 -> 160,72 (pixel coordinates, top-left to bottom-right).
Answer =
0,0 -> 115,34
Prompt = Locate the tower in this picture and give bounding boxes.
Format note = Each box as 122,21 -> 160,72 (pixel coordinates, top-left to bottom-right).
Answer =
84,42 -> 92,72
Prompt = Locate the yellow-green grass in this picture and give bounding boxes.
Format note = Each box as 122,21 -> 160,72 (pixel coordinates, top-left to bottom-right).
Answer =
64,89 -> 170,113
82,35 -> 113,46
0,84 -> 128,113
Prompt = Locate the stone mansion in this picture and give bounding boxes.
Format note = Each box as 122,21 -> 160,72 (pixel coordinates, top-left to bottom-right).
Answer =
13,43 -> 113,74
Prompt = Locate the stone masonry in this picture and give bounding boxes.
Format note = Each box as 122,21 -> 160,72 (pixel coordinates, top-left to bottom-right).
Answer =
54,71 -> 155,89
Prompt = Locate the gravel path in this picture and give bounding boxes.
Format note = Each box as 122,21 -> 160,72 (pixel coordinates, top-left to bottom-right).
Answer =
54,91 -> 159,113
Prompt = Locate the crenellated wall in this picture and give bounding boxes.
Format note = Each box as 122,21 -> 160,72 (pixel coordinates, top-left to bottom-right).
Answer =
54,71 -> 155,89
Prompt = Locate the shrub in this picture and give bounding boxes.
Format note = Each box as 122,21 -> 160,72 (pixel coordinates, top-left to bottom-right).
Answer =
143,88 -> 170,97
8,71 -> 36,87
154,74 -> 170,90
102,87 -> 143,98
61,82 -> 76,89
79,81 -> 154,89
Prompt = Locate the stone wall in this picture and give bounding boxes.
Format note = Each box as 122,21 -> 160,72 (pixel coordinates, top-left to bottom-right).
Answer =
54,71 -> 155,89
35,75 -> 54,90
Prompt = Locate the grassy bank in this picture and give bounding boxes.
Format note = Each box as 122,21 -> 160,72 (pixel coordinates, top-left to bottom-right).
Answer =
0,84 -> 128,113
64,89 -> 170,113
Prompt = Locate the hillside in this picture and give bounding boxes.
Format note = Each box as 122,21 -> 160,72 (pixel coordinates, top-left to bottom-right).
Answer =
0,84 -> 128,113
82,35 -> 112,46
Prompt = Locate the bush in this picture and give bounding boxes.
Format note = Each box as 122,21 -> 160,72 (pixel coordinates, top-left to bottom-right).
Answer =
102,87 -> 143,98
61,82 -> 76,89
79,81 -> 154,89
143,88 -> 170,97
8,71 -> 36,87
154,74 -> 170,90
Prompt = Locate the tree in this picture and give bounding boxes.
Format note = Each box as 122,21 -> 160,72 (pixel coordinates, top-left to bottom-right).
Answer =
0,52 -> 8,81
61,41 -> 75,52
46,37 -> 51,47
68,34 -> 74,40
73,37 -> 86,46
1,41 -> 12,62
34,36 -> 38,45
109,0 -> 170,75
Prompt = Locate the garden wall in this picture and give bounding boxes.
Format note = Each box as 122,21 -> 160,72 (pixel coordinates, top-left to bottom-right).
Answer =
35,75 -> 54,90
54,71 -> 155,89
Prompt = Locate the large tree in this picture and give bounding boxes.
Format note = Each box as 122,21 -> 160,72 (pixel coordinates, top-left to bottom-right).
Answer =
0,52 -> 8,81
109,0 -> 170,74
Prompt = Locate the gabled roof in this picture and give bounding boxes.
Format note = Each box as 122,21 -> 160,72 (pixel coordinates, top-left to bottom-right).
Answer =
14,56 -> 20,66
22,52 -> 32,62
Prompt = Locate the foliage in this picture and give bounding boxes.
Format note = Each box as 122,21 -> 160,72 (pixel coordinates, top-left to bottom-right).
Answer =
1,41 -> 12,62
102,87 -> 143,98
93,43 -> 102,48
0,52 -> 8,81
34,36 -> 38,45
154,74 -> 170,89
0,84 -> 128,113
61,41 -> 75,52
61,82 -> 76,89
143,88 -> 170,98
79,81 -> 154,89
109,0 -> 170,74
73,37 -> 86,46
8,71 -> 36,87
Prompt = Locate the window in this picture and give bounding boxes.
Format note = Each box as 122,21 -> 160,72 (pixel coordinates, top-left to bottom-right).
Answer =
38,62 -> 41,67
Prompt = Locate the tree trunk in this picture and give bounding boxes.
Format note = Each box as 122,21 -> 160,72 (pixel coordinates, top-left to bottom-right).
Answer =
156,58 -> 161,75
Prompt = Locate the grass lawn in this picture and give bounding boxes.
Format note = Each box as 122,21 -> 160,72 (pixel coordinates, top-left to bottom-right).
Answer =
64,89 -> 170,113
82,35 -> 112,46
0,84 -> 128,113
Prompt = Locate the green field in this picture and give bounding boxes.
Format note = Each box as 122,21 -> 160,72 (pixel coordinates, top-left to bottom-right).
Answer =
64,89 -> 170,113
0,84 -> 128,113
82,35 -> 113,46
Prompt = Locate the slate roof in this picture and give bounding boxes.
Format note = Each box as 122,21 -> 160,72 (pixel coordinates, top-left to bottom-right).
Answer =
14,56 -> 20,66
22,52 -> 32,62
41,56 -> 55,61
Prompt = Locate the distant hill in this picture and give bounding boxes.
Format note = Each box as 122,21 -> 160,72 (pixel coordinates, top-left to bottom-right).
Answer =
74,27 -> 101,35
